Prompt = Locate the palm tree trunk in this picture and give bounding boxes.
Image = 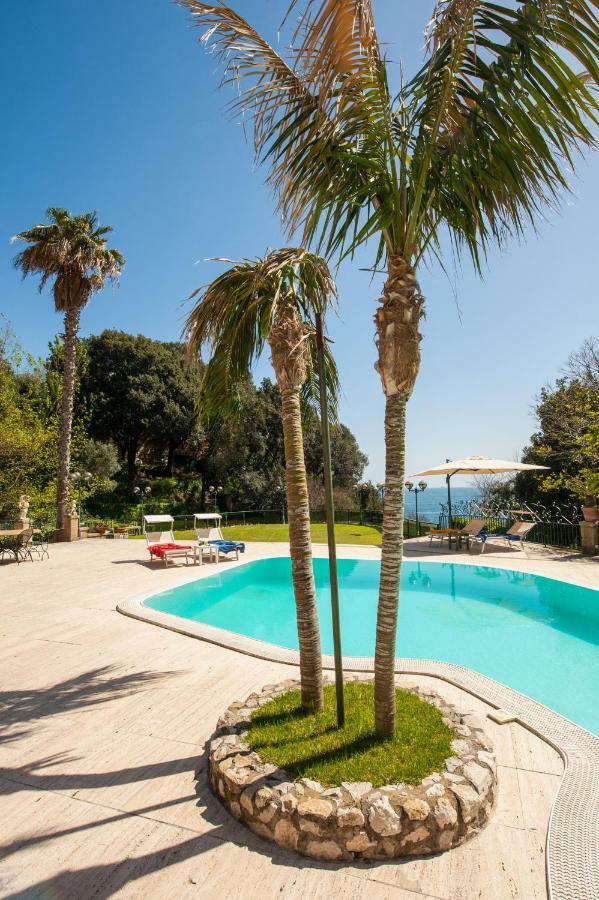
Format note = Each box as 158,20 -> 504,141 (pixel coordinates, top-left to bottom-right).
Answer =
56,306 -> 81,533
373,255 -> 424,737
281,387 -> 324,712
374,394 -> 407,736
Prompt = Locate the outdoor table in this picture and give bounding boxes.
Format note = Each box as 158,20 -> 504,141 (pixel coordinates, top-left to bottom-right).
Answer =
428,527 -> 463,550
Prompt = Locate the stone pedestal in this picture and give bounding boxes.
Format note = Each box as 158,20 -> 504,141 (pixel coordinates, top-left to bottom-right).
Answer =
14,517 -> 30,531
62,514 -> 79,542
580,521 -> 598,556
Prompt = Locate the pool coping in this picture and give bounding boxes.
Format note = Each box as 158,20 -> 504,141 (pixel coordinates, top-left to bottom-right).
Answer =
118,569 -> 599,900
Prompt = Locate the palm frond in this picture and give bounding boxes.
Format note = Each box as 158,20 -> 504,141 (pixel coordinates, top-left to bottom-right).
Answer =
12,208 -> 124,307
406,0 -> 599,265
184,247 -> 339,418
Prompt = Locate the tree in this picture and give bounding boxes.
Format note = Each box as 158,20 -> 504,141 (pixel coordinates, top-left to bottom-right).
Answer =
182,0 -> 598,735
81,331 -> 202,494
12,208 -> 124,531
520,339 -> 599,505
186,248 -> 338,712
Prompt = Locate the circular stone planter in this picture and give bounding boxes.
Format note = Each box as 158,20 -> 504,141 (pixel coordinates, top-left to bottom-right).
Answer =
208,677 -> 496,861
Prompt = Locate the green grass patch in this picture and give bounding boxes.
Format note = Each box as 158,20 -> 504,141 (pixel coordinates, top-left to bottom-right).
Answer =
131,522 -> 382,545
247,682 -> 454,787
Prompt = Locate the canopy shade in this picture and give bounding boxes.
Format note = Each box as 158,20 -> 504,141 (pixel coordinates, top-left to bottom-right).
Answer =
412,456 -> 549,477
411,456 -> 549,526
193,513 -> 222,521
143,514 -> 174,524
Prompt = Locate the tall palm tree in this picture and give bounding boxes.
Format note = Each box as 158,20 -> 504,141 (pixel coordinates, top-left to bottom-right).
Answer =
182,0 -> 598,735
13,208 -> 124,532
185,247 -> 338,711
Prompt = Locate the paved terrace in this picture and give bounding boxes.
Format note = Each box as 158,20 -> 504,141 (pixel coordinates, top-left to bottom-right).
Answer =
0,538 -> 596,899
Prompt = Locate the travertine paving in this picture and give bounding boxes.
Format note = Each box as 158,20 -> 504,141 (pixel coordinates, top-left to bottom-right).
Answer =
1,538 -> 591,899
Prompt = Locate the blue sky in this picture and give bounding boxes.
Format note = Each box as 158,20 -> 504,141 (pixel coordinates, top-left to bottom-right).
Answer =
1,1 -> 597,485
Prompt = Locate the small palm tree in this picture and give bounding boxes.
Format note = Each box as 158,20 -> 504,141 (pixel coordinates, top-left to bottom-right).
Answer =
13,208 -> 124,531
182,0 -> 598,736
185,247 -> 338,712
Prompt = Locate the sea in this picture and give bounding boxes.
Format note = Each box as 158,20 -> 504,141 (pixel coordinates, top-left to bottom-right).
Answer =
402,486 -> 479,522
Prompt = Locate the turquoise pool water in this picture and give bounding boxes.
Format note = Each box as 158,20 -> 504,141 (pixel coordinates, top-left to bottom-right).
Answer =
145,557 -> 599,735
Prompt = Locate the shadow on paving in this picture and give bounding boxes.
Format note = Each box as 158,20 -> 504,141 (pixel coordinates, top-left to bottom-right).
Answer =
0,666 -> 174,745
0,753 -> 407,899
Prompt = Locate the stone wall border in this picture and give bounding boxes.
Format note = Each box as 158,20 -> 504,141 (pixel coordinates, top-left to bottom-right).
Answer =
209,676 -> 496,861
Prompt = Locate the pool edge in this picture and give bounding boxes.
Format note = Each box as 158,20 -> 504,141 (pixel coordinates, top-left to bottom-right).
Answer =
118,591 -> 599,900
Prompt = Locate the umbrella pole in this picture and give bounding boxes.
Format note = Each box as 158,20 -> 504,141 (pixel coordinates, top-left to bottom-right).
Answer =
446,470 -> 453,528
315,313 -> 344,728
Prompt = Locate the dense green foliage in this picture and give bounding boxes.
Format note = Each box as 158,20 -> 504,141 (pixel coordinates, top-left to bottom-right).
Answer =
248,682 -> 454,787
0,322 -> 367,522
518,339 -> 599,506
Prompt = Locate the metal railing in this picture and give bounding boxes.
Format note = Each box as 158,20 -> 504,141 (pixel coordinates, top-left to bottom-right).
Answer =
437,513 -> 580,550
76,504 -> 581,550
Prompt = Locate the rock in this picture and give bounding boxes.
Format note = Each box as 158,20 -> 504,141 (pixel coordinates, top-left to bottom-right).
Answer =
434,797 -> 458,829
421,773 -> 442,786
445,773 -> 465,783
323,787 -> 344,799
462,714 -> 486,731
305,840 -> 344,861
273,819 -> 298,850
229,800 -> 241,819
280,794 -> 298,813
425,783 -> 445,798
240,789 -> 254,815
463,761 -> 492,797
299,778 -> 323,793
445,756 -> 463,774
367,796 -> 403,836
341,781 -> 373,803
297,797 -> 333,820
402,797 -> 430,821
448,783 -> 481,823
346,832 -> 375,853
257,802 -> 278,824
401,825 -> 429,846
477,750 -> 497,774
249,820 -> 273,841
253,787 -> 273,810
454,724 -> 472,738
437,828 -> 458,850
299,820 -> 321,836
337,807 -> 365,828
451,739 -> 471,757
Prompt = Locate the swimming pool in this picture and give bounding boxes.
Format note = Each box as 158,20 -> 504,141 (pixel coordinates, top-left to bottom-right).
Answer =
144,557 -> 599,735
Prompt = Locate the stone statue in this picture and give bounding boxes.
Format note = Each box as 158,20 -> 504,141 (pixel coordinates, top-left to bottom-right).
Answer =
66,499 -> 78,517
18,495 -> 30,518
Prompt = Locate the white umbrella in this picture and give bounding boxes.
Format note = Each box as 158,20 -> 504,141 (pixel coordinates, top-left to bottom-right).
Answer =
411,456 -> 549,524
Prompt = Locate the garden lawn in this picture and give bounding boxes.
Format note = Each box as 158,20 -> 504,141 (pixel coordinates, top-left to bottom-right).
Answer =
247,682 -> 454,787
134,523 -> 382,545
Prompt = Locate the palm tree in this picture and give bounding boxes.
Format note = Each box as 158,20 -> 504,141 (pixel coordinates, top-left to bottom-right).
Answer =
185,247 -> 338,711
13,208 -> 124,532
182,0 -> 598,735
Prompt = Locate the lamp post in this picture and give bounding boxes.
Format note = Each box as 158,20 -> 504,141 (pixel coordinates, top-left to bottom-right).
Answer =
134,485 -> 151,526
209,485 -> 223,513
315,312 -> 344,727
405,480 -> 427,535
70,471 -> 92,536
278,479 -> 286,525
356,483 -> 369,526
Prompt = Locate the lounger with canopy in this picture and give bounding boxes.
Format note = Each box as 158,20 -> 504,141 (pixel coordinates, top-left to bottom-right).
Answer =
143,514 -> 194,566
193,513 -> 245,561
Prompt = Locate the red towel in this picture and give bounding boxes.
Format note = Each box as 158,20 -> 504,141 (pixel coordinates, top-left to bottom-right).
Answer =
148,543 -> 192,559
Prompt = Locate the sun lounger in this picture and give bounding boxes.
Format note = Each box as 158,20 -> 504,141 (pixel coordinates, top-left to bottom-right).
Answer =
193,513 -> 245,561
474,521 -> 536,554
143,515 -> 198,567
